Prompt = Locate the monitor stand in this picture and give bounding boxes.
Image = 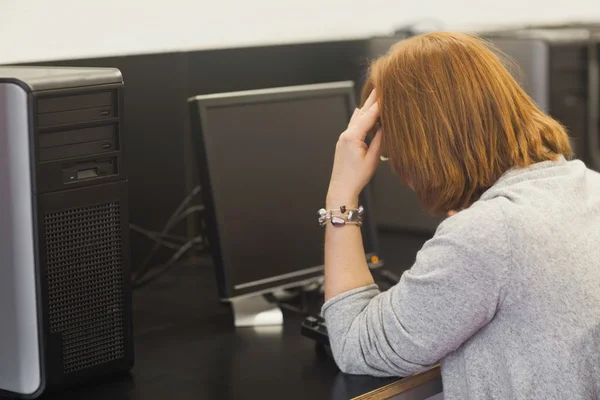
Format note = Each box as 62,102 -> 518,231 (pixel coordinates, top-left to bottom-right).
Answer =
230,294 -> 284,327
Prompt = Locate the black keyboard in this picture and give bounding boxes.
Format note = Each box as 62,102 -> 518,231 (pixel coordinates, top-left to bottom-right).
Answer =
301,314 -> 329,347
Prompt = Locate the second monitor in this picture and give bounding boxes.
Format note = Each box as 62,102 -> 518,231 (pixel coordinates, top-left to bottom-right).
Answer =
188,81 -> 382,327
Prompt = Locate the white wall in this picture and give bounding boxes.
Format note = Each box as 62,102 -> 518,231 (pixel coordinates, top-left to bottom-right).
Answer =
1,0 -> 600,64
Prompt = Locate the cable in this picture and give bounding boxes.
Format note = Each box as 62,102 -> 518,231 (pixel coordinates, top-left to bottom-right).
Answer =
133,236 -> 204,288
131,204 -> 206,248
129,224 -> 186,250
174,205 -> 205,221
130,223 -> 199,245
133,236 -> 205,289
132,185 -> 202,282
167,204 -> 206,231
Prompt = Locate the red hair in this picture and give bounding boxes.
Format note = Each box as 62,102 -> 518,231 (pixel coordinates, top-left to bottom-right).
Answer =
363,32 -> 571,214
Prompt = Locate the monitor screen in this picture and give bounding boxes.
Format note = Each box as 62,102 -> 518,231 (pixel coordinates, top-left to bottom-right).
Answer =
189,82 -> 381,299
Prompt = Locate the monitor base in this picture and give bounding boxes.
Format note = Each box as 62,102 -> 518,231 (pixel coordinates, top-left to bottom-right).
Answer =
231,295 -> 284,327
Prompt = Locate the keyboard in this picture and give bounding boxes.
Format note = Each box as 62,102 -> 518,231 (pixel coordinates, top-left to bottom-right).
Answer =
301,314 -> 329,347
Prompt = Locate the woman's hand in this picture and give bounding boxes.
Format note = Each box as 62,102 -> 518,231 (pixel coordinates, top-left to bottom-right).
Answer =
327,90 -> 382,208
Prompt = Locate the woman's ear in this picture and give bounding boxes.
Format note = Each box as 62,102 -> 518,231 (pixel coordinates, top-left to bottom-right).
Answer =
447,210 -> 457,217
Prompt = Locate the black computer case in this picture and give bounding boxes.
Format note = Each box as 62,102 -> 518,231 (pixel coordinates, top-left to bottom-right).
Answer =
0,67 -> 134,398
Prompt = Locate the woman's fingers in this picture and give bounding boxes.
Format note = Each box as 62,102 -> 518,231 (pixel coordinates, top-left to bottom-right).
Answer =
347,101 -> 380,140
362,89 -> 377,111
349,87 -> 375,125
349,107 -> 360,124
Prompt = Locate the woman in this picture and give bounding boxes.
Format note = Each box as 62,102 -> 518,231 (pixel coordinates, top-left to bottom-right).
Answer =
322,32 -> 600,399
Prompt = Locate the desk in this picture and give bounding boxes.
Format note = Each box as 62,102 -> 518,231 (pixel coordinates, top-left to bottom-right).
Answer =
35,232 -> 437,400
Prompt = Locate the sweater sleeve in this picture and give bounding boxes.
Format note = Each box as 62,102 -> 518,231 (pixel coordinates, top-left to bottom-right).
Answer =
322,201 -> 511,377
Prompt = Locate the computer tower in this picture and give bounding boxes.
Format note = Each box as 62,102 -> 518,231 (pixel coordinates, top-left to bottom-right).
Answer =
486,28 -> 600,171
0,67 -> 134,398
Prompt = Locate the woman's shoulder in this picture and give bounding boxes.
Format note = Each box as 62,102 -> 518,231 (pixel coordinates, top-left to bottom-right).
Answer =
417,198 -> 512,281
437,198 -> 509,240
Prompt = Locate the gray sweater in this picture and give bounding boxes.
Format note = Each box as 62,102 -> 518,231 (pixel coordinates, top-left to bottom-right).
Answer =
323,157 -> 600,399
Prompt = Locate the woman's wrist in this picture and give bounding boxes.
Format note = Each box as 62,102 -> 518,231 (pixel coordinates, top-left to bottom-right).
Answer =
326,193 -> 359,210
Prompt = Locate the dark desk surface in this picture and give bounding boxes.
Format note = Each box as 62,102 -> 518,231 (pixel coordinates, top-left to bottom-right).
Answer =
38,231 -> 431,400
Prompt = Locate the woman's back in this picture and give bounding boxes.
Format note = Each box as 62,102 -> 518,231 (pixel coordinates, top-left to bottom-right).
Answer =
442,157 -> 600,399
324,157 -> 600,399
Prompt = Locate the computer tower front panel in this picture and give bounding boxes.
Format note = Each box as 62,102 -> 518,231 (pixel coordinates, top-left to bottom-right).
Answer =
31,82 -> 134,390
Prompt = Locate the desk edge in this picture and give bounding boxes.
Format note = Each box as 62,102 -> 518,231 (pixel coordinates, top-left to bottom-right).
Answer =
351,366 -> 441,400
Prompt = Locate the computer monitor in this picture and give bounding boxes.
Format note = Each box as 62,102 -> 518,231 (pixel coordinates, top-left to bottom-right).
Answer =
188,81 -> 382,326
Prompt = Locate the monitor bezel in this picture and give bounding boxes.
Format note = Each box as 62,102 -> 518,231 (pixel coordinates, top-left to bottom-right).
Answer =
188,81 -> 382,301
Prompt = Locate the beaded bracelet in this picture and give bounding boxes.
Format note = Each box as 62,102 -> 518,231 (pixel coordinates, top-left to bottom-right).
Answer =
317,205 -> 365,227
